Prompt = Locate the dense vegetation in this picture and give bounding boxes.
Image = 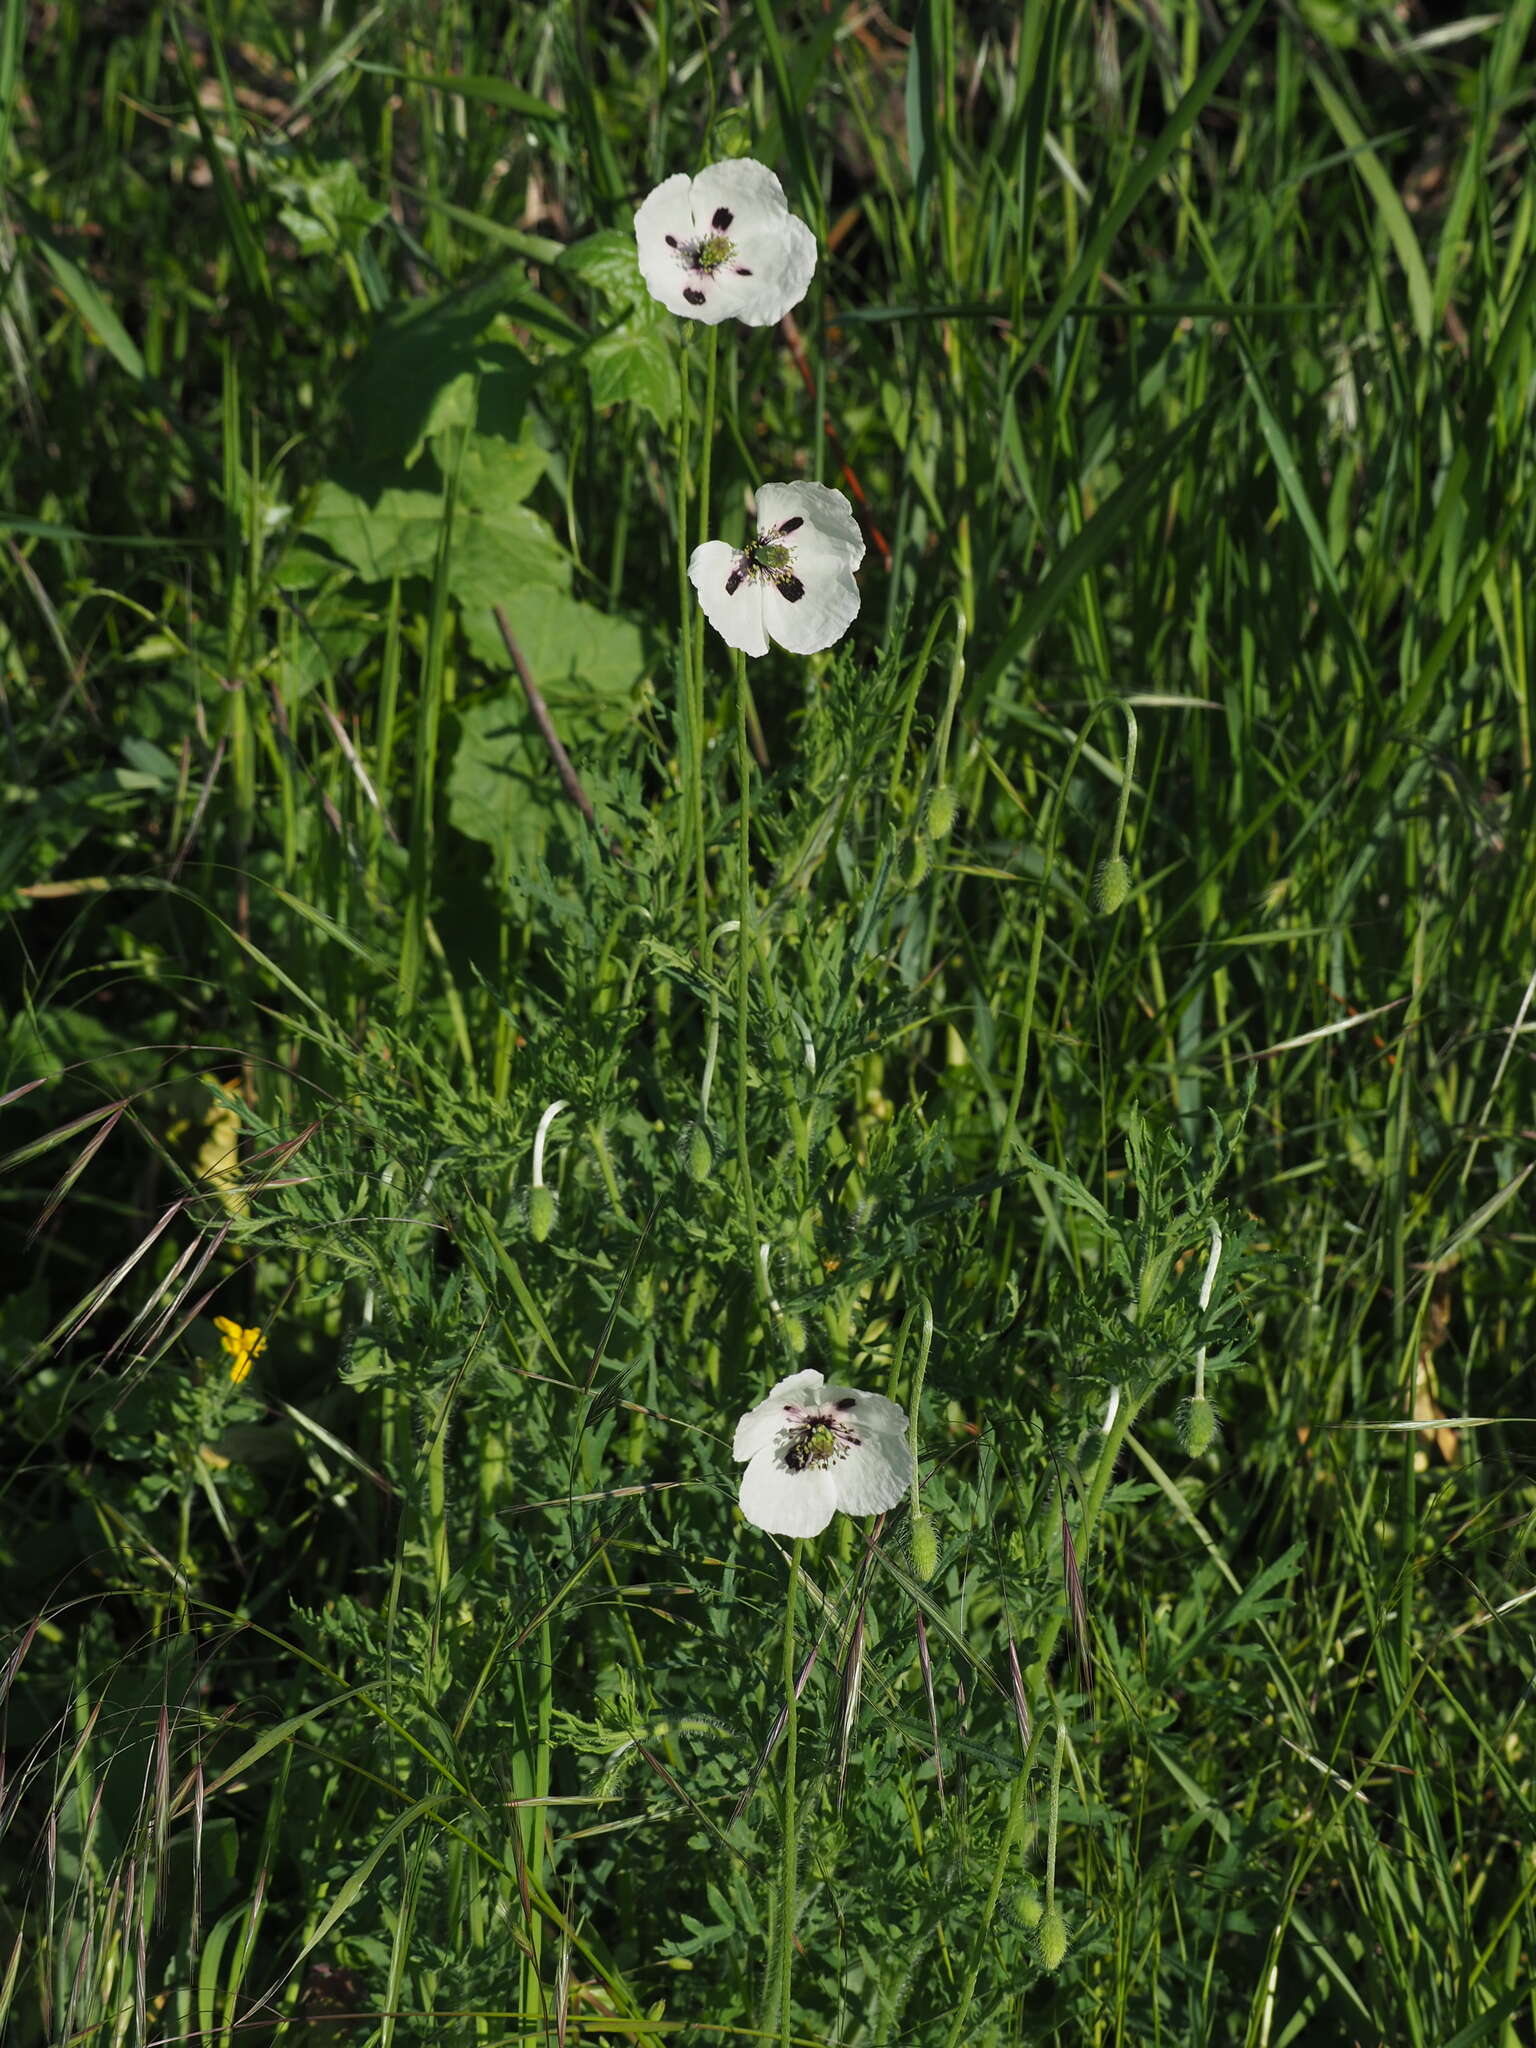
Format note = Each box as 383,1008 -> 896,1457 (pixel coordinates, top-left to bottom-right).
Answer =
4,2 -> 1536,2042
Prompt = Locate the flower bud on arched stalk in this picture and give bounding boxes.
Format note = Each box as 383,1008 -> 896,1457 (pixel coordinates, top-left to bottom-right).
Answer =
529,1099 -> 568,1243
686,1123 -> 714,1183
1036,1720 -> 1071,1972
1179,1222 -> 1224,1456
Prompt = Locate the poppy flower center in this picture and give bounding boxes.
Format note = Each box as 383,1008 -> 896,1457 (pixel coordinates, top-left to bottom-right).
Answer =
723,514 -> 809,602
686,230 -> 734,274
781,1410 -> 860,1472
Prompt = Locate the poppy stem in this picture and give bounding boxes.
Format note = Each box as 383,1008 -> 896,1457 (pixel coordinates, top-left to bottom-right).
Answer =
690,325 -> 721,954
675,334 -> 707,955
777,1535 -> 805,2046
733,645 -> 759,1249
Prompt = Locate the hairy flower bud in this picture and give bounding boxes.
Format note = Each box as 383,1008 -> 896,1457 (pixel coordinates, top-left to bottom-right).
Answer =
905,835 -> 931,890
1178,1395 -> 1219,1457
528,1185 -> 558,1243
1093,855 -> 1130,915
686,1124 -> 714,1182
1035,1904 -> 1069,1972
924,784 -> 958,839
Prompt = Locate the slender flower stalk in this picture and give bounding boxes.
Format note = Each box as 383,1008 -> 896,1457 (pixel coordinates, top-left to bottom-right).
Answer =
529,1098 -> 568,1243
903,1297 -> 938,1580
673,339 -> 705,945
1194,1220 -> 1224,1407
699,919 -> 741,1125
1180,1220 -> 1225,1454
689,329 -> 720,951
733,646 -> 758,1247
777,1537 -> 804,2048
1037,1721 -> 1070,1970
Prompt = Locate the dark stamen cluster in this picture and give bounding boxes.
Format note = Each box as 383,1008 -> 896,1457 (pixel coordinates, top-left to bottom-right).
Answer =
724,518 -> 810,603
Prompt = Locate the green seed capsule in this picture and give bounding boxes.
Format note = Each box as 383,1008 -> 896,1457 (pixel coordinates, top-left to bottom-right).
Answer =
1035,1904 -> 1069,1972
1178,1395 -> 1219,1457
687,1124 -> 713,1182
910,1510 -> 939,1583
1093,855 -> 1130,915
1009,1883 -> 1043,1931
528,1186 -> 558,1243
925,784 -> 958,839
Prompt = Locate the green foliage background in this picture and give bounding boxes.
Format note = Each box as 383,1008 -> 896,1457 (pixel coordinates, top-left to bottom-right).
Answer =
4,1 -> 1536,2043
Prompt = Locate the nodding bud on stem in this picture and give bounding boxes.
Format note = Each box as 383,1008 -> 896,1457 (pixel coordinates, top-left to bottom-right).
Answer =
909,1509 -> 939,1583
529,1098 -> 569,1243
686,1124 -> 714,1182
905,835 -> 931,891
528,1185 -> 558,1243
1035,1905 -> 1069,1972
781,1312 -> 807,1356
924,784 -> 958,840
1093,856 -> 1130,915
1178,1395 -> 1219,1457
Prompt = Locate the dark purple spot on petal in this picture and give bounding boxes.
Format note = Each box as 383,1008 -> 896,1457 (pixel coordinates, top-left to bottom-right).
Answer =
835,1397 -> 856,1411
665,234 -> 678,247
725,566 -> 745,596
779,516 -> 803,534
780,577 -> 805,603
734,266 -> 753,276
683,287 -> 706,305
712,207 -> 733,231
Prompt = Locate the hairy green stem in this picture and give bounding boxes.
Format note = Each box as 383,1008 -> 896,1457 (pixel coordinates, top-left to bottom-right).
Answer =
734,647 -> 759,1249
777,1536 -> 804,2046
689,326 -> 721,954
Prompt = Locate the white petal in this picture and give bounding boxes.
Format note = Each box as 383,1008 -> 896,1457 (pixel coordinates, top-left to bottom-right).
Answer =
755,481 -> 865,573
690,160 -> 792,243
740,1449 -> 838,1536
689,540 -> 769,657
732,1371 -> 827,1462
686,164 -> 817,326
705,212 -> 817,328
831,1431 -> 912,1519
634,174 -> 707,321
762,1368 -> 830,1406
816,1384 -> 909,1439
764,563 -> 860,656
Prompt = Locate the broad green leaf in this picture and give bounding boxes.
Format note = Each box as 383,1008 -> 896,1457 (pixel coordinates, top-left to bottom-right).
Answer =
460,586 -> 645,730
560,230 -> 651,315
446,694 -> 556,862
584,324 -> 679,426
342,285 -> 536,469
306,483 -> 445,581
306,479 -> 567,602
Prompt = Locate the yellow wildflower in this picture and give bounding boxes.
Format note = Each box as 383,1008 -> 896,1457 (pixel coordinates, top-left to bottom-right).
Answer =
214,1316 -> 266,1385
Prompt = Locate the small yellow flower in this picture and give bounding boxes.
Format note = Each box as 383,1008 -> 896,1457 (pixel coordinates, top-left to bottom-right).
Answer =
214,1316 -> 266,1385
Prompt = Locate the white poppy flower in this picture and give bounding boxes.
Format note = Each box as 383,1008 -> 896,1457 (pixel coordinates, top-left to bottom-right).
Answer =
733,1368 -> 912,1537
633,158 -> 816,327
689,481 -> 864,659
